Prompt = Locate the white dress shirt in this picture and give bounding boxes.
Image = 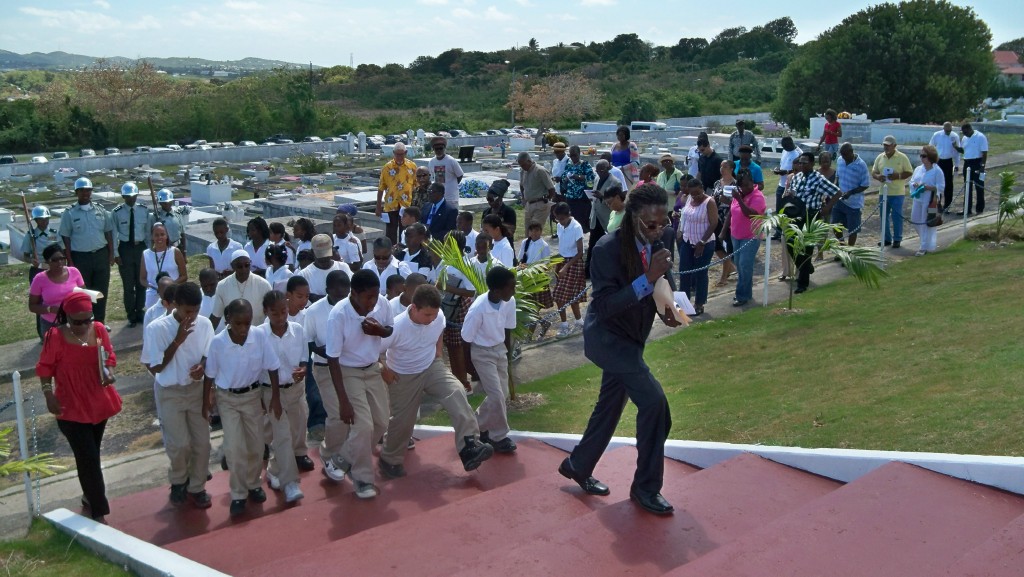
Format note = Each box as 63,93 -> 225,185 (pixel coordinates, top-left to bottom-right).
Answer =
960,131 -> 988,160
381,310 -> 446,375
142,313 -> 214,387
461,294 -> 516,348
929,130 -> 961,163
206,327 -> 281,390
325,296 -> 392,367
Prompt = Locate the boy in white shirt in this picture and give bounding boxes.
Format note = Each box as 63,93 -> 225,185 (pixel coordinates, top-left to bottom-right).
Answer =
378,285 -> 493,478
203,299 -> 282,517
457,211 -> 478,258
324,269 -> 394,499
258,291 -> 307,503
362,237 -> 412,294
143,275 -> 176,332
552,202 -> 586,337
285,276 -> 310,327
141,281 -> 214,509
332,213 -> 362,267
198,268 -> 218,319
460,266 -> 518,454
388,273 -> 427,322
304,270 -> 350,476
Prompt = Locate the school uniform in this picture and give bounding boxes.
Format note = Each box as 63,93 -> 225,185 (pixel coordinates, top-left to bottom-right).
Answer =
304,296 -> 343,459
257,321 -> 308,490
206,239 -> 243,276
553,218 -> 588,305
266,265 -> 295,293
388,295 -> 408,322
362,257 -> 412,295
300,261 -> 353,299
395,247 -> 433,276
141,313 -> 214,495
461,294 -> 517,442
333,233 -> 362,265
244,240 -> 271,273
199,294 -> 215,318
205,328 -> 281,501
463,229 -> 479,258
324,297 -> 392,485
142,301 -> 170,332
380,310 -> 480,467
519,237 -> 554,307
112,202 -> 150,324
59,202 -> 113,322
491,237 -> 515,268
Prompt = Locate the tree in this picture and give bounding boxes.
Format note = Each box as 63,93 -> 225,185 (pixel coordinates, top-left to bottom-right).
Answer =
69,59 -> 181,143
760,17 -> 798,43
506,71 -> 601,130
996,37 -> 1024,57
619,95 -> 657,125
528,38 -> 539,52
669,38 -> 709,62
774,0 -> 995,131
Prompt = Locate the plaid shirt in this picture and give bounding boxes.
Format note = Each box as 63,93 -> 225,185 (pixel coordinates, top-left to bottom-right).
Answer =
790,170 -> 840,212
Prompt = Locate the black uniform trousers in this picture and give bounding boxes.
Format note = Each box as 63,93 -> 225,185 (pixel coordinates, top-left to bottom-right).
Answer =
71,248 -> 111,322
118,241 -> 147,324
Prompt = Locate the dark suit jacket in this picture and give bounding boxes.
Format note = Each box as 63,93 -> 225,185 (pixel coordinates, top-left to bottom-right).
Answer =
422,200 -> 459,241
583,229 -> 670,372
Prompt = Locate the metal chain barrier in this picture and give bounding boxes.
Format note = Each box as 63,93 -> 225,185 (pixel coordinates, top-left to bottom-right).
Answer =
30,394 -> 41,516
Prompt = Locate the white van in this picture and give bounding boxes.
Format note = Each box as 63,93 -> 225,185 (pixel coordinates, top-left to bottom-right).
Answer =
630,121 -> 667,132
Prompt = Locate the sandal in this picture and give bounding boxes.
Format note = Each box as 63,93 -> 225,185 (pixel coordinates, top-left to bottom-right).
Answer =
714,279 -> 728,288
777,275 -> 789,281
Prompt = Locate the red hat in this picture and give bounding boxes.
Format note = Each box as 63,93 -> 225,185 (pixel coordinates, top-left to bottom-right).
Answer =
62,291 -> 94,315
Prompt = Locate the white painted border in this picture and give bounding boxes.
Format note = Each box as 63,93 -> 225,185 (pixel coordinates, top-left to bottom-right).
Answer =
415,425 -> 1024,495
43,508 -> 230,577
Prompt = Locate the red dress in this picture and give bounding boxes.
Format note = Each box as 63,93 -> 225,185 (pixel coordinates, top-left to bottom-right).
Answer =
36,323 -> 122,424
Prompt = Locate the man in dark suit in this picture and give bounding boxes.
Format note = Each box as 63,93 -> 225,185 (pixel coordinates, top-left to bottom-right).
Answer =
421,182 -> 459,241
558,183 -> 680,516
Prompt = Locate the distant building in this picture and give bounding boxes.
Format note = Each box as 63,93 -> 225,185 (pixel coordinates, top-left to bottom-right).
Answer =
994,50 -> 1024,86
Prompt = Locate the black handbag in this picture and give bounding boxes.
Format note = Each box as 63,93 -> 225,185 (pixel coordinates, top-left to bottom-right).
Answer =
780,193 -> 807,220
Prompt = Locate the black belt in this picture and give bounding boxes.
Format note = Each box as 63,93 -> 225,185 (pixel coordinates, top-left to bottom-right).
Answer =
226,382 -> 260,394
261,382 -> 294,389
527,198 -> 548,204
119,240 -> 146,246
313,361 -> 329,367
72,247 -> 108,254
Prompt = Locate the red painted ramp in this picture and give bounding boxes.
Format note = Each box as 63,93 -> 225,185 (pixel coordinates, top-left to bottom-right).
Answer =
943,513 -> 1024,577
664,461 -> 1024,577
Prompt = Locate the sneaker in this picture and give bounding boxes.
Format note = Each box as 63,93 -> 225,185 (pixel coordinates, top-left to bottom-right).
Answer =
556,325 -> 571,338
248,487 -> 267,503
284,482 -> 304,503
915,250 -> 926,257
295,455 -> 315,472
354,480 -> 379,499
479,431 -> 491,446
322,456 -> 347,482
220,455 -> 228,471
266,469 -> 281,491
188,490 -> 212,509
491,437 -> 517,454
892,241 -> 901,249
574,319 -> 585,330
378,459 -> 407,479
169,481 -> 188,505
229,498 -> 247,517
459,437 -> 494,471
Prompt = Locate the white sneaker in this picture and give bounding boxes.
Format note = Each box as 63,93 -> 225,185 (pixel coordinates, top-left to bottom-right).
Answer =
284,481 -> 304,503
321,454 -> 346,482
354,480 -> 378,499
574,319 -> 584,330
556,323 -> 570,338
266,469 -> 281,491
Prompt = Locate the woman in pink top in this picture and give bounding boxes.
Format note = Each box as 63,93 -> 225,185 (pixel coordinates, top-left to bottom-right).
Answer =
676,178 -> 718,315
725,168 -> 767,307
29,244 -> 85,339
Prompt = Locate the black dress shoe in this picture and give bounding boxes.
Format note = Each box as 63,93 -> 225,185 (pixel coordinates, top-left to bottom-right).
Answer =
794,286 -> 807,294
630,490 -> 674,515
558,457 -> 610,496
295,455 -> 315,472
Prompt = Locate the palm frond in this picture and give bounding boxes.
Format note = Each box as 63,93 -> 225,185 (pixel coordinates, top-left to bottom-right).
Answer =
0,427 -> 63,477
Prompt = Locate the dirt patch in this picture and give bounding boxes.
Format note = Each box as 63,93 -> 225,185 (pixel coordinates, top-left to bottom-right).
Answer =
508,392 -> 546,413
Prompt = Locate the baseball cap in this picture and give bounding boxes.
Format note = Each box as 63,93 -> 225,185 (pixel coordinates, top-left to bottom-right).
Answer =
337,203 -> 358,216
882,135 -> 897,146
311,233 -> 333,259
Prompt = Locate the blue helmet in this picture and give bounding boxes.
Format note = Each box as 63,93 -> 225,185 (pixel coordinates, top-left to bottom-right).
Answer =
157,189 -> 174,203
74,177 -> 93,190
120,182 -> 139,196
31,205 -> 51,219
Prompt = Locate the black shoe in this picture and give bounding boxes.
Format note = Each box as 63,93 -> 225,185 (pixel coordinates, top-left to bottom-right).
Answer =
248,487 -> 267,503
630,489 -> 674,515
479,431 -> 491,445
128,321 -> 138,328
491,437 -> 517,454
459,436 -> 494,471
209,415 -> 222,431
263,444 -> 270,461
731,299 -> 748,307
878,241 -> 892,247
794,286 -> 807,294
378,458 -> 407,479
692,305 -> 704,316
169,481 -> 188,505
188,490 -> 212,509
229,498 -> 247,517
558,457 -> 610,496
221,455 -> 228,470
892,241 -> 901,249
295,455 -> 315,472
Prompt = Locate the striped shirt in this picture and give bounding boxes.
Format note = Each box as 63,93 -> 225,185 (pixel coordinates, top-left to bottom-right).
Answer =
680,196 -> 715,245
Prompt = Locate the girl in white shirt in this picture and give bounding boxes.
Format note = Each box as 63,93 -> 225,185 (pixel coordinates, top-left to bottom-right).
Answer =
438,232 -> 478,389
551,203 -> 587,337
482,214 -> 515,268
264,244 -> 295,293
244,217 -> 272,276
517,222 -> 555,315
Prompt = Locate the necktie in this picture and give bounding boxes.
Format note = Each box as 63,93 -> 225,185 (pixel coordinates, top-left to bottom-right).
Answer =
640,247 -> 648,271
128,206 -> 135,243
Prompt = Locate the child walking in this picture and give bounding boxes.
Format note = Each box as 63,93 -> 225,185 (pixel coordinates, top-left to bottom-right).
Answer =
551,202 -> 587,337
517,222 -> 554,338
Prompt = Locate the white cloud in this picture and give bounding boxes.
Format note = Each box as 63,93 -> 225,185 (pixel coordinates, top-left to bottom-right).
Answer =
515,0 -> 535,6
580,0 -> 615,5
452,7 -> 473,19
482,6 -> 512,21
93,0 -> 111,9
19,7 -> 119,33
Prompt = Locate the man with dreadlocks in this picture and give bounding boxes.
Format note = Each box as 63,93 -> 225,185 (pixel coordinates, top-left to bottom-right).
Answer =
557,183 -> 681,516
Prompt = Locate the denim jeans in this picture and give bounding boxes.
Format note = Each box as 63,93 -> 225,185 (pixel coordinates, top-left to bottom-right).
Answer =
305,359 -> 327,429
731,237 -> 760,302
881,194 -> 904,244
678,240 -> 714,305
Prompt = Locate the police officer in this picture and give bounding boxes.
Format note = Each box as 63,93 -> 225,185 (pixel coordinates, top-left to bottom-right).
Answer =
112,182 -> 150,327
59,177 -> 114,323
20,206 -> 59,283
148,189 -> 186,255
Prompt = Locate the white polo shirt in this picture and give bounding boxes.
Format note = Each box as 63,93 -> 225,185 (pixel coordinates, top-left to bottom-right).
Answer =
557,218 -> 584,258
491,237 -> 515,268
929,130 -> 960,162
199,294 -> 214,318
461,294 -> 516,348
325,296 -> 392,367
206,327 -> 281,390
206,239 -> 243,275
141,313 -> 214,387
389,295 -> 408,322
464,229 -> 479,258
301,261 -> 352,297
333,233 -> 362,265
381,309 -> 446,375
518,237 -> 551,265
303,296 -> 335,364
362,257 -> 412,294
244,240 -> 271,271
257,321 -> 306,385
961,131 -> 988,160
266,265 -> 295,293
143,301 -> 170,332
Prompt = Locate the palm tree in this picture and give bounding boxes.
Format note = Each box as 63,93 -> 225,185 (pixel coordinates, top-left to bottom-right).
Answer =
996,171 -> 1024,241
0,427 -> 62,477
756,210 -> 888,310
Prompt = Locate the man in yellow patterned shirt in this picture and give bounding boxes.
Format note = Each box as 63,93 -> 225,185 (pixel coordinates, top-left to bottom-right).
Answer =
376,142 -> 418,243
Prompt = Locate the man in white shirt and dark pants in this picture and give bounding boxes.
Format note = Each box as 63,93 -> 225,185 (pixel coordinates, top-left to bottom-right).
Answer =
929,122 -> 960,212
954,122 -> 988,215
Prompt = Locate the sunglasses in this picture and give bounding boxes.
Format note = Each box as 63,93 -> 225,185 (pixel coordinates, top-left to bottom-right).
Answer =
637,218 -> 667,232
919,154 -> 928,158
69,315 -> 94,326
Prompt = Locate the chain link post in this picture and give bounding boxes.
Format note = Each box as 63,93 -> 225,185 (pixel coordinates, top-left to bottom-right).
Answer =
762,209 -> 773,307
11,372 -> 35,521
962,167 -> 971,239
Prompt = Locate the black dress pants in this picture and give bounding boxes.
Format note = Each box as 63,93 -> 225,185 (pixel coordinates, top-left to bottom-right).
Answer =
57,419 -> 110,518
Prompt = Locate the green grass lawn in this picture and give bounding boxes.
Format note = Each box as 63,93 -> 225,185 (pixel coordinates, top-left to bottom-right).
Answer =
476,240 -> 1024,456
0,519 -> 128,576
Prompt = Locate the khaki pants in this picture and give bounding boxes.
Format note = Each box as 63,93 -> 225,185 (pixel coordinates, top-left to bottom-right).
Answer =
262,379 -> 308,457
217,387 -> 265,500
157,381 -> 211,493
382,358 -> 478,467
261,384 -> 301,487
524,200 -> 551,229
336,364 -> 389,484
470,343 -> 510,441
313,363 -> 349,460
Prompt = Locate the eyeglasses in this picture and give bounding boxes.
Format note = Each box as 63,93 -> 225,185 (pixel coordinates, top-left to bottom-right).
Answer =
69,315 -> 94,326
48,256 -> 67,263
637,218 -> 667,232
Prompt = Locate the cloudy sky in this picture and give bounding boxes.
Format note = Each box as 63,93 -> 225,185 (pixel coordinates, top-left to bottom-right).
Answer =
3,0 -> 1021,67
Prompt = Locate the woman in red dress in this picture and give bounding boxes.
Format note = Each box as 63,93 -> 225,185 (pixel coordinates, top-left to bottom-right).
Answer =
36,291 -> 122,522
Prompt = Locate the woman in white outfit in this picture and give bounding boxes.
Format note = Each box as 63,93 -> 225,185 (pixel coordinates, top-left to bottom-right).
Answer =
909,145 -> 944,256
140,223 -> 187,307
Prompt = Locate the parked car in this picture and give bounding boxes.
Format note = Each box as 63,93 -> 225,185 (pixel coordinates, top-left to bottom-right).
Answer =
276,139 -> 294,145
30,156 -> 48,164
198,144 -> 213,150
485,129 -> 503,136
0,155 -> 16,164
321,136 -> 342,142
133,146 -> 151,153
302,136 -> 322,143
165,144 -> 182,151
239,140 -> 258,147
192,140 -> 208,147
104,147 -> 121,155
448,129 -> 469,138
79,148 -> 96,157
52,151 -> 69,160
220,141 -> 235,147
